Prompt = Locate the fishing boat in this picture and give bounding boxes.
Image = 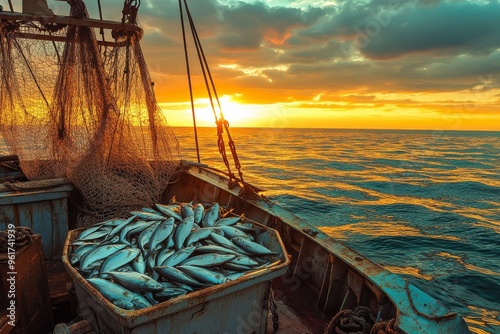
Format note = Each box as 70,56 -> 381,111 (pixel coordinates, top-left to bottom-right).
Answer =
0,1 -> 471,333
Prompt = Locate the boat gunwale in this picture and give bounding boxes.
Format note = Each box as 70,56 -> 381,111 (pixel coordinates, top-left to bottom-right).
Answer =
183,165 -> 471,334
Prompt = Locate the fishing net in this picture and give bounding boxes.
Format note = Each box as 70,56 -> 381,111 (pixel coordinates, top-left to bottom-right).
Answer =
0,1 -> 181,226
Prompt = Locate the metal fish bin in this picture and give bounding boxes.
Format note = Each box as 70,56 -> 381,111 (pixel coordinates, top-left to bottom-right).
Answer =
0,178 -> 73,260
62,225 -> 290,334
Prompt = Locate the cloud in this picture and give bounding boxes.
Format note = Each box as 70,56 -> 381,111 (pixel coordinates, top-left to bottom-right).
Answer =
357,2 -> 500,60
41,0 -> 498,124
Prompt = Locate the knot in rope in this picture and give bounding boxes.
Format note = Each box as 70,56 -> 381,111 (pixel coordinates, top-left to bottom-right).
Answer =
324,306 -> 376,334
0,226 -> 34,252
370,318 -> 397,334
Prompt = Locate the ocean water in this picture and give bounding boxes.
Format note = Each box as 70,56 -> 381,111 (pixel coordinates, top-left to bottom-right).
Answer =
173,127 -> 500,334
1,127 -> 499,333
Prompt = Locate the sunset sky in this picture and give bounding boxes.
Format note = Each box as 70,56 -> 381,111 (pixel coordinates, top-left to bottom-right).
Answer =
40,0 -> 500,130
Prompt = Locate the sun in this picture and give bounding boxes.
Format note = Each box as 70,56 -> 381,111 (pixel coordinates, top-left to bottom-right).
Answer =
193,95 -> 257,127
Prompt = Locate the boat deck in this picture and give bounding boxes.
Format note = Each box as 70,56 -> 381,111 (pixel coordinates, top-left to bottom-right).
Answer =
267,274 -> 330,334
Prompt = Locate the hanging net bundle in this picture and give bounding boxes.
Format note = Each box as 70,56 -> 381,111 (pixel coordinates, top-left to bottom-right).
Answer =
0,1 -> 181,226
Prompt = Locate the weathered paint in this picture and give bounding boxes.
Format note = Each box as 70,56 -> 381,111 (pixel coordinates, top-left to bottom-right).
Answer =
0,178 -> 73,260
62,225 -> 290,334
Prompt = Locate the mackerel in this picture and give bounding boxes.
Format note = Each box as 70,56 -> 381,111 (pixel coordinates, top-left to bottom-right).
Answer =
162,246 -> 196,267
173,216 -> 194,249
185,227 -> 213,246
87,278 -> 151,310
213,226 -> 251,239
100,248 -> 140,274
154,266 -> 207,288
202,203 -> 219,227
130,210 -> 166,221
131,252 -> 146,274
193,203 -> 204,224
181,253 -> 235,267
177,265 -> 228,285
210,232 -> 250,254
154,203 -> 183,221
156,248 -> 175,267
181,202 -> 194,219
231,237 -> 277,256
119,220 -> 149,245
148,217 -> 175,252
77,225 -> 105,240
107,271 -> 164,292
75,229 -> 111,242
70,244 -> 95,265
214,215 -> 243,227
80,244 -> 127,271
137,221 -> 161,254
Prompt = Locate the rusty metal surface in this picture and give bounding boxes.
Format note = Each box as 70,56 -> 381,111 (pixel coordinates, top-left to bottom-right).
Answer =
0,235 -> 53,334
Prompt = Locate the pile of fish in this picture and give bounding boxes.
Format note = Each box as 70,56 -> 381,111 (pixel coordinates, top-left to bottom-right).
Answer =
68,200 -> 282,310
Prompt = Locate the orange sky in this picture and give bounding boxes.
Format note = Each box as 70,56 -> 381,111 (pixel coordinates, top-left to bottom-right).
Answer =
29,0 -> 500,130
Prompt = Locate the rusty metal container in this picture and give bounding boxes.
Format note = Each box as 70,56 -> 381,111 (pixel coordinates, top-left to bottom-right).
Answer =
62,225 -> 290,334
0,178 -> 73,260
0,235 -> 53,334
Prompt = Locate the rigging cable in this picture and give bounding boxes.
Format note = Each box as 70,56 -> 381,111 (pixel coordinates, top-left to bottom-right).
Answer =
183,0 -> 234,181
179,0 -> 201,164
183,0 -> 245,186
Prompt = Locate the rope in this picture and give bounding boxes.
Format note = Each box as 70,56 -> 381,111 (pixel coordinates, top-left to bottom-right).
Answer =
370,318 -> 397,334
324,306 -> 376,334
0,226 -> 34,251
182,0 -> 246,186
179,0 -> 201,164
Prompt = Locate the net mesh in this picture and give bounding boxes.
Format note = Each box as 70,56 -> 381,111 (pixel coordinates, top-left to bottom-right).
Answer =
0,1 -> 181,226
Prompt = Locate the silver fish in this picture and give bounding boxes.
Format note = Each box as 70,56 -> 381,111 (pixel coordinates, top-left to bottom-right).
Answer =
80,244 -> 127,271
173,216 -> 194,250
156,248 -> 175,267
195,245 -> 241,255
148,218 -> 175,252
181,202 -> 194,219
130,210 -> 166,221
154,266 -> 206,288
231,237 -> 277,256
87,278 -> 151,310
118,220 -> 149,245
100,248 -> 140,274
185,228 -> 213,246
154,203 -> 183,221
181,253 -> 235,267
210,232 -> 250,254
70,244 -> 95,265
162,245 -> 196,267
214,214 -> 243,227
229,255 -> 259,267
105,215 -> 137,241
106,271 -> 164,292
193,203 -> 204,224
131,252 -> 146,274
137,222 -> 161,254
213,226 -> 251,240
75,228 -> 111,242
77,225 -> 105,240
154,287 -> 188,301
177,265 -> 228,285
202,203 -> 219,227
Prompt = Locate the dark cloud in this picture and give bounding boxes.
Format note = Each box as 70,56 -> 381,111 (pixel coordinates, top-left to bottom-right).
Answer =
58,0 -> 499,110
358,2 -> 500,59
